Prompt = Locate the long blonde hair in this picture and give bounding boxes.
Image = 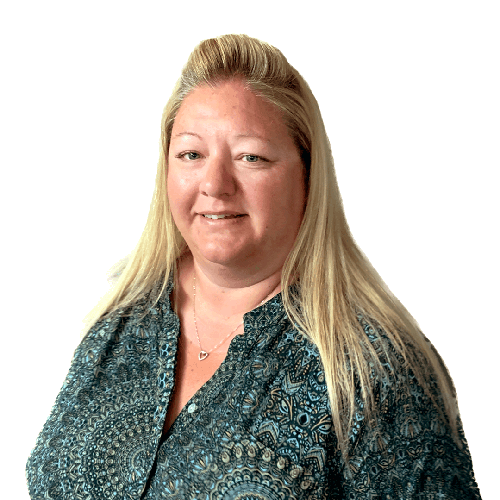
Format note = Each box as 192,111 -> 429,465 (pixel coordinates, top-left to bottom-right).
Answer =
81,34 -> 459,460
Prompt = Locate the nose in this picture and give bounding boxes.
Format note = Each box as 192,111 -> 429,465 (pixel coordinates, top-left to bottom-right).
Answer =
200,153 -> 237,198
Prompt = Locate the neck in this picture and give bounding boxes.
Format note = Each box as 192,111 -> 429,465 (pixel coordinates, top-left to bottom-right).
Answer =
177,253 -> 282,320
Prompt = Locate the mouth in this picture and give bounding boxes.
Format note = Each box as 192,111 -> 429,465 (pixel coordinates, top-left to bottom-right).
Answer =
201,214 -> 245,220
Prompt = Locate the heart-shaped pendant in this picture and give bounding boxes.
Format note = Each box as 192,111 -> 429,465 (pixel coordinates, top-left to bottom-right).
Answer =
198,350 -> 208,361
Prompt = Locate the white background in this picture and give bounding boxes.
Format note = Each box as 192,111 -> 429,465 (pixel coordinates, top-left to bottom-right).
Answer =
2,1 -> 497,497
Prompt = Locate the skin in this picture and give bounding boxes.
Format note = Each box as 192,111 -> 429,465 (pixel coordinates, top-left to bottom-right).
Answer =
162,78 -> 306,435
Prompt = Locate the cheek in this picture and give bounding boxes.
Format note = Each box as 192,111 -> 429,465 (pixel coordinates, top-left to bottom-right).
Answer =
252,175 -> 304,228
166,171 -> 185,222
166,172 -> 175,205
167,169 -> 192,212
272,170 -> 305,211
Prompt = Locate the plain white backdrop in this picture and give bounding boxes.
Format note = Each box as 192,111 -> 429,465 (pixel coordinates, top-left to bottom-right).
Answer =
2,1 -> 497,497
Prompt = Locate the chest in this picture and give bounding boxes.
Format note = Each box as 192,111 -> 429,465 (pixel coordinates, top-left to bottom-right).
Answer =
161,327 -> 228,437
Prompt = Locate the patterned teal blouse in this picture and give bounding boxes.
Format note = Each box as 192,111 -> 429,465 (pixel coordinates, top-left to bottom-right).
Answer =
26,279 -> 481,499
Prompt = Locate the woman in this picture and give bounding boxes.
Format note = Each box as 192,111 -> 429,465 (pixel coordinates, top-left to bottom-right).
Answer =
26,34 -> 481,499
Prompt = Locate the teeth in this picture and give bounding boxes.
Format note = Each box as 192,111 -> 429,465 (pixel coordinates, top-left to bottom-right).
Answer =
204,214 -> 230,219
203,214 -> 242,219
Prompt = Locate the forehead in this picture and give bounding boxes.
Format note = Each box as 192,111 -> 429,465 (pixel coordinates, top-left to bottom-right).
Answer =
172,79 -> 290,139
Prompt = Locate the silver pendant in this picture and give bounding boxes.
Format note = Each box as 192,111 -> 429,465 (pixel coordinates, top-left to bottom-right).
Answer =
198,350 -> 208,361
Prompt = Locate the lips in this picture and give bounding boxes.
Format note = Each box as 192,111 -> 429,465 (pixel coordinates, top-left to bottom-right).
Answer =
202,214 -> 245,219
198,210 -> 246,220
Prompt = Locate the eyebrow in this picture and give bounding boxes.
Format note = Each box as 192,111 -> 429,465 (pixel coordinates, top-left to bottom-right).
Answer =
235,133 -> 269,143
172,132 -> 202,140
172,131 -> 270,143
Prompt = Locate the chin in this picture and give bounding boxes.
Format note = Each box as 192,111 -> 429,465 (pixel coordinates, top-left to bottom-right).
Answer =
191,237 -> 248,262
194,244 -> 255,269
199,252 -> 246,268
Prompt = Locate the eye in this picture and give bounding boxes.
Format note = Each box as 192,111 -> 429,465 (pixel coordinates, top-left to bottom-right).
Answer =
176,151 -> 201,161
242,154 -> 268,163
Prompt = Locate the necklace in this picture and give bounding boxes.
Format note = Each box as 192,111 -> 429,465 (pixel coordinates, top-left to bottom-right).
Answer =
192,274 -> 274,361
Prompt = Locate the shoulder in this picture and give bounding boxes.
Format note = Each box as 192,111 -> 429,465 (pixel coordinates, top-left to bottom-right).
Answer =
65,286 -> 175,396
352,311 -> 447,433
341,313 -> 481,498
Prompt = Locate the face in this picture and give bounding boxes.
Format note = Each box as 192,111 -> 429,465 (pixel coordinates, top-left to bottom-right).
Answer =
167,79 -> 306,276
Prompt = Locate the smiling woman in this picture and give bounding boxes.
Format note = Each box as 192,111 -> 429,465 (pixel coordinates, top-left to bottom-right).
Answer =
26,34 -> 481,499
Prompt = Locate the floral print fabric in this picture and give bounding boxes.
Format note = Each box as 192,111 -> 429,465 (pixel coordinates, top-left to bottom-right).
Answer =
26,279 -> 481,499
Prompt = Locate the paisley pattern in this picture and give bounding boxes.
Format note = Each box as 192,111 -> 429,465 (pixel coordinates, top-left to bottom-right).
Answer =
26,279 -> 481,499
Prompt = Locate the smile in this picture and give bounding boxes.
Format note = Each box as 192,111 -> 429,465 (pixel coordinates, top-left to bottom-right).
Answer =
202,214 -> 245,219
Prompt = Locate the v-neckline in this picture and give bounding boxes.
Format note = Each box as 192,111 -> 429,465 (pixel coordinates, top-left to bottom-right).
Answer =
159,342 -> 230,447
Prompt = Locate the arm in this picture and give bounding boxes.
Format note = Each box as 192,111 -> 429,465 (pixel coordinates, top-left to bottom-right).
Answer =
339,368 -> 481,499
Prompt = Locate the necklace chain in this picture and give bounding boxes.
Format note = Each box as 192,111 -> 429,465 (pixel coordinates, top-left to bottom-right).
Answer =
193,274 -> 273,361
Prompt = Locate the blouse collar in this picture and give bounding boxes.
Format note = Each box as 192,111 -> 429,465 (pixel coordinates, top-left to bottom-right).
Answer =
158,273 -> 291,330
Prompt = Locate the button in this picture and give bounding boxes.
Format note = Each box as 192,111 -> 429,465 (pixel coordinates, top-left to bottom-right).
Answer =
187,403 -> 197,414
